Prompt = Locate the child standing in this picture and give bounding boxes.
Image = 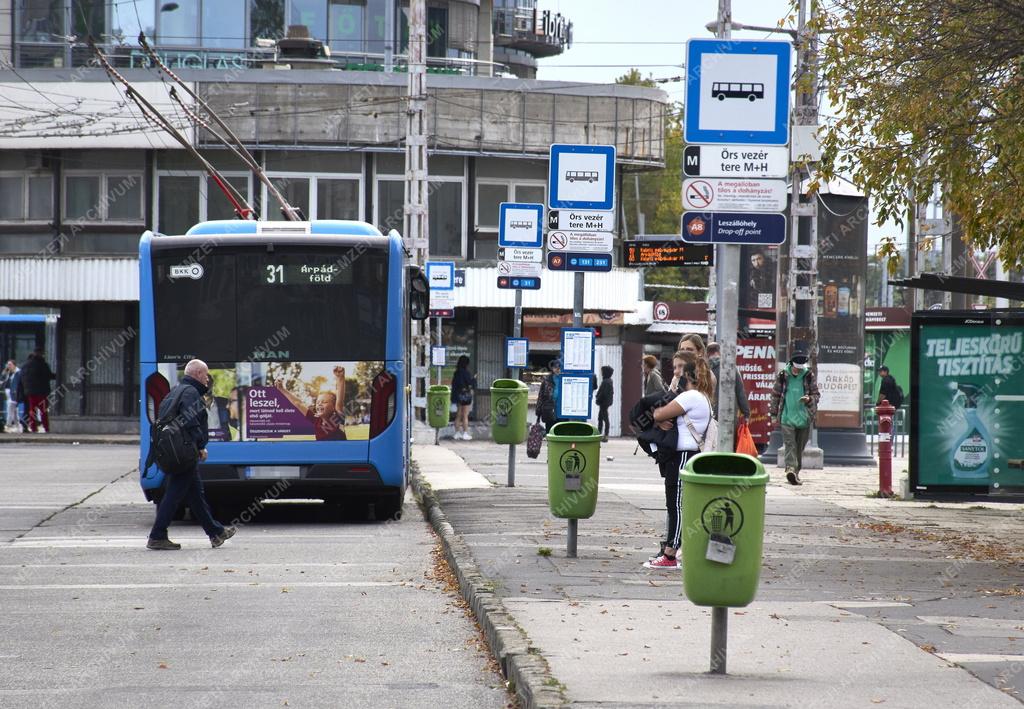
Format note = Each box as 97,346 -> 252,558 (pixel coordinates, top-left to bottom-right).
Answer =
595,365 -> 614,442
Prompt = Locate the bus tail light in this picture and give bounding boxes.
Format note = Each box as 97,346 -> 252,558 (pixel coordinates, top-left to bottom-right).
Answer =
145,372 -> 171,424
369,370 -> 397,438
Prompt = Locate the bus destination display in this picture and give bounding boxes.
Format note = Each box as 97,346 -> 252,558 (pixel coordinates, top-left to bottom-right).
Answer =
263,262 -> 345,285
623,240 -> 714,268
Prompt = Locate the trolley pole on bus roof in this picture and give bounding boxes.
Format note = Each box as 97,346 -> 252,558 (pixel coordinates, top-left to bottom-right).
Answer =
405,0 -> 430,422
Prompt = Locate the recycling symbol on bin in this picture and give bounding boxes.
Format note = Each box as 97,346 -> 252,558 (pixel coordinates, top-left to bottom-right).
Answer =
559,449 -> 586,475
700,497 -> 744,536
495,397 -> 512,425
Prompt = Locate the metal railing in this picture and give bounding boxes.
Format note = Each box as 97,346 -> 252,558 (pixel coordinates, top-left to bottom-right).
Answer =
15,42 -> 510,77
864,405 -> 909,458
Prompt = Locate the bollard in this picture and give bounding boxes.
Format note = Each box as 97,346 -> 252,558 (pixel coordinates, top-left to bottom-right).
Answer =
875,398 -> 895,497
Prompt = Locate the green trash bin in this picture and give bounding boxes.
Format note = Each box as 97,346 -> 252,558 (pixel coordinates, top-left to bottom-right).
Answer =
546,421 -> 602,519
427,385 -> 450,429
680,453 -> 768,608
490,379 -> 529,444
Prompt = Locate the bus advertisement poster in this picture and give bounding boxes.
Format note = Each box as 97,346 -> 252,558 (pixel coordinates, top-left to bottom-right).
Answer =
158,361 -> 385,443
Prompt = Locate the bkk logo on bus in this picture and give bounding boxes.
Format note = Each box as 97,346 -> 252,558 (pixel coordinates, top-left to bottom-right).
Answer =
169,264 -> 204,280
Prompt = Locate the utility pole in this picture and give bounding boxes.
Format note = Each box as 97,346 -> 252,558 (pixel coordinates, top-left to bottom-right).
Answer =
405,0 -> 430,419
786,0 -> 822,456
714,0 -> 738,452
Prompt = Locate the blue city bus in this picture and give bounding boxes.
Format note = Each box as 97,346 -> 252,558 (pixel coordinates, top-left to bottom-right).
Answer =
138,220 -> 428,520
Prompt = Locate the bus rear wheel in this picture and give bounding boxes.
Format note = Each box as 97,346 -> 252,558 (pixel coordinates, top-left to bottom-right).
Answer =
372,493 -> 404,521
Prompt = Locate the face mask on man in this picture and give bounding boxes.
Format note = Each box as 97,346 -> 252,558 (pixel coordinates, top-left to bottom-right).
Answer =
791,358 -> 808,371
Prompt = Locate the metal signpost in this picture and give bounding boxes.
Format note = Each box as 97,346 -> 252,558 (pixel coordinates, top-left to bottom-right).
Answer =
685,5 -> 793,673
498,203 -> 545,488
547,143 -> 616,558
684,36 -> 792,457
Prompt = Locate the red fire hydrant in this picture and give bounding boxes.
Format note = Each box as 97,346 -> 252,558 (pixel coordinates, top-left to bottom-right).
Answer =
875,399 -> 896,497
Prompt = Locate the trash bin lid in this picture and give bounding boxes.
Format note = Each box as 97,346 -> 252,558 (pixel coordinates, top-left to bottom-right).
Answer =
681,452 -> 769,486
546,421 -> 601,440
490,379 -> 528,391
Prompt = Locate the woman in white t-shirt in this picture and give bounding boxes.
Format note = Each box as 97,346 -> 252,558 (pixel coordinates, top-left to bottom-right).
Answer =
645,351 -> 714,569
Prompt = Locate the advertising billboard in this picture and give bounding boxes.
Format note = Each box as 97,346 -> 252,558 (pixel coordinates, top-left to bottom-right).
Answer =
911,311 -> 1024,495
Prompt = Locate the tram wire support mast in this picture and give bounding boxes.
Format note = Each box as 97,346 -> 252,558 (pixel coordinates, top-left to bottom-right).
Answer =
405,0 -> 430,420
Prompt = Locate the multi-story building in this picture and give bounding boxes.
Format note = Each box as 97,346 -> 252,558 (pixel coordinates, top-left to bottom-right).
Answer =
0,0 -> 667,434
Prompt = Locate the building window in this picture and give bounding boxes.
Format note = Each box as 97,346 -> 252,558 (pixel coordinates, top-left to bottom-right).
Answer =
0,173 -> 52,222
157,175 -> 200,235
251,0 -> 284,42
316,178 -> 360,220
476,183 -> 508,229
475,180 -> 546,231
158,0 -> 200,45
64,173 -> 144,223
289,0 -> 328,41
156,172 -> 253,233
264,173 -> 362,221
329,0 -> 365,53
429,180 -> 463,256
203,0 -> 247,47
376,177 -> 465,257
426,6 -> 448,58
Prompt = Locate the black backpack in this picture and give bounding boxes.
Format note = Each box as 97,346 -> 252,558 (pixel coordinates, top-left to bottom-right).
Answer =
145,386 -> 199,475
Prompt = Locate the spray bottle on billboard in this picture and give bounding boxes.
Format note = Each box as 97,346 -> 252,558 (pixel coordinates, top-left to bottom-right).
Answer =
949,383 -> 991,480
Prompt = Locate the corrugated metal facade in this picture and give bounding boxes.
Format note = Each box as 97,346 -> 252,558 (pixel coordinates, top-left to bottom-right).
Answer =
455,267 -> 641,311
0,258 -> 138,301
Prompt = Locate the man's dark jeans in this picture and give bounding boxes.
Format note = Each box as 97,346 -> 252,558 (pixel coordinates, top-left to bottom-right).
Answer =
149,467 -> 226,541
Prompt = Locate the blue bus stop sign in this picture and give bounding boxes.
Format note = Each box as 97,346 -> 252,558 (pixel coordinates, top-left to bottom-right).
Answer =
684,39 -> 792,146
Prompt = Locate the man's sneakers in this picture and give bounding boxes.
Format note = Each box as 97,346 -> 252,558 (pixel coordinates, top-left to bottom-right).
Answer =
211,526 -> 236,548
643,554 -> 680,570
146,538 -> 181,551
786,467 -> 802,486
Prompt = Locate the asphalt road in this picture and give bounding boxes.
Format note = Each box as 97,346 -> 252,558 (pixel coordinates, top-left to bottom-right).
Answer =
0,444 -> 510,709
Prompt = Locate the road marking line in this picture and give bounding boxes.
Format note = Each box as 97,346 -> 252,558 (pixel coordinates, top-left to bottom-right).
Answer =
0,581 -> 407,590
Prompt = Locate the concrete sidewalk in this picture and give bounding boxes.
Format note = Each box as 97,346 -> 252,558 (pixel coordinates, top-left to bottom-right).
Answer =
412,439 -> 1024,709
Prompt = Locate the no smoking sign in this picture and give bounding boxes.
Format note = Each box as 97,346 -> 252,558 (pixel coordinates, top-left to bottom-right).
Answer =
684,180 -> 714,210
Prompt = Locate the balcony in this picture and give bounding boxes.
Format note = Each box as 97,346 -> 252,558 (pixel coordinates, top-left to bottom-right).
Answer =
493,8 -> 572,59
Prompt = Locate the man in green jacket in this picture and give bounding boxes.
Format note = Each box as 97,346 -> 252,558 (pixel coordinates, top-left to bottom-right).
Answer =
769,345 -> 820,486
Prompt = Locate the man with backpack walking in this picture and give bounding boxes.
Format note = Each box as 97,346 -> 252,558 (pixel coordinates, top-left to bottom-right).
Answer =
147,359 -> 235,550
876,365 -> 903,409
769,344 -> 820,486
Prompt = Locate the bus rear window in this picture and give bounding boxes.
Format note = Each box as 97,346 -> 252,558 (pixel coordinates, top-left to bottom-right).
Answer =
152,246 -> 389,363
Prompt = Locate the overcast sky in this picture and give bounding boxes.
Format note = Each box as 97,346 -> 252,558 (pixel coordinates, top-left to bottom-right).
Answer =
535,0 -> 898,249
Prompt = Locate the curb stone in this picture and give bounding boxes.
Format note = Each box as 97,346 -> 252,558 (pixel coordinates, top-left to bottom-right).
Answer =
410,463 -> 567,709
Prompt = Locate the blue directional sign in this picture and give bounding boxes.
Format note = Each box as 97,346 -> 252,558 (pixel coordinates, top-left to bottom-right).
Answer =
684,39 -> 792,146
548,144 -> 616,211
681,212 -> 787,246
497,276 -> 541,290
499,202 -> 544,248
546,251 -> 613,273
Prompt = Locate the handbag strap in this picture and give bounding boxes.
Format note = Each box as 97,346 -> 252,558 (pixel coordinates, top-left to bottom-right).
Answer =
681,393 -> 713,448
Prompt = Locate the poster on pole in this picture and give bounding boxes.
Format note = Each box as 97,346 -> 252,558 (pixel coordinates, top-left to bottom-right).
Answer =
556,374 -> 592,420
560,328 -> 595,373
505,338 -> 528,369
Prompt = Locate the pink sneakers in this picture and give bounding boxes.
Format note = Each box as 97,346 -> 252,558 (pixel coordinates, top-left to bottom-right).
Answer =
643,554 -> 680,569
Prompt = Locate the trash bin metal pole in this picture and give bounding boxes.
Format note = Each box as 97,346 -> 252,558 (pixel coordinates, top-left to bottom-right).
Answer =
508,288 -> 522,488
567,273 -> 584,557
710,605 -> 727,674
